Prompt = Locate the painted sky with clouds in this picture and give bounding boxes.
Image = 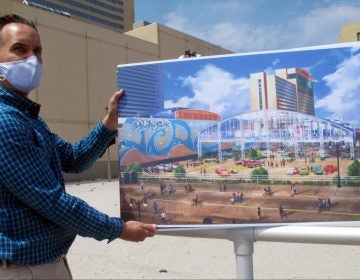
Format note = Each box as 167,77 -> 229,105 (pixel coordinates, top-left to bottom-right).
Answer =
135,0 -> 360,53
161,44 -> 360,125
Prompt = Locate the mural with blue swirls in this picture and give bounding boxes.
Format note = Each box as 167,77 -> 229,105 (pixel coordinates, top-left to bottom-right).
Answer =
119,118 -> 215,164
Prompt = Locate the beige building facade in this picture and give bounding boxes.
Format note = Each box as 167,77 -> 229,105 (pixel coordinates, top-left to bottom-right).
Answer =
250,68 -> 315,116
22,0 -> 134,32
0,0 -> 231,181
339,21 -> 360,43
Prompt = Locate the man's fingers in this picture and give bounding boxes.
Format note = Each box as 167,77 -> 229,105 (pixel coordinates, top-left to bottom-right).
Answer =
120,221 -> 156,242
113,89 -> 125,102
143,224 -> 156,237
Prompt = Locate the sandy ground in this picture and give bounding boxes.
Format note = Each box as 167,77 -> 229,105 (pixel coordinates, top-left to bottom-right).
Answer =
66,180 -> 360,279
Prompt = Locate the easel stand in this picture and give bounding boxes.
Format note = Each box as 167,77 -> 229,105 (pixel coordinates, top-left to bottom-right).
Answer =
157,223 -> 360,280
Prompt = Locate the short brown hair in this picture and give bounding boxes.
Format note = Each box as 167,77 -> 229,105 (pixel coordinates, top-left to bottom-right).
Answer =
0,14 -> 37,32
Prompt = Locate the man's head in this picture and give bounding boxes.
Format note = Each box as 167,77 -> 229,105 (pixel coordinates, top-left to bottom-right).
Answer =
0,14 -> 42,96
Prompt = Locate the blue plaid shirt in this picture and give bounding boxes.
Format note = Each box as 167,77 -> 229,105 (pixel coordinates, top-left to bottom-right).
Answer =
0,85 -> 123,265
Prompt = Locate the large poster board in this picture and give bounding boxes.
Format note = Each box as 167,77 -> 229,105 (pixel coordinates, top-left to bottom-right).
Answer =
117,42 -> 360,225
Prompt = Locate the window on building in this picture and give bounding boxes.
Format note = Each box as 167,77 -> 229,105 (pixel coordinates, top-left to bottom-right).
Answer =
357,32 -> 360,41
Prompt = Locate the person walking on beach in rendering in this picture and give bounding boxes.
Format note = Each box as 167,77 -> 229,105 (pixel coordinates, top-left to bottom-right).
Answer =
279,204 -> 286,219
160,210 -> 167,224
257,206 -> 262,220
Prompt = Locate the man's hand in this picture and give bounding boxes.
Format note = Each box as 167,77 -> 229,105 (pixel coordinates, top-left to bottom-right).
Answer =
120,221 -> 157,242
102,89 -> 125,131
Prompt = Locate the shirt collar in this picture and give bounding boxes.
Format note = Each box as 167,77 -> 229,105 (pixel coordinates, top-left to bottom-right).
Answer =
0,84 -> 41,118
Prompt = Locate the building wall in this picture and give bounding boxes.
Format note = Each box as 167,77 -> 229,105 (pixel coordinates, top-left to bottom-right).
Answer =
117,63 -> 164,117
24,0 -> 131,32
126,23 -> 230,59
265,75 -> 277,110
126,22 -> 159,44
274,76 -> 297,112
250,68 -> 314,115
1,0 -> 231,181
123,0 -> 134,32
281,68 -> 315,115
250,72 -> 278,111
250,72 -> 265,111
175,110 -> 221,121
339,21 -> 360,42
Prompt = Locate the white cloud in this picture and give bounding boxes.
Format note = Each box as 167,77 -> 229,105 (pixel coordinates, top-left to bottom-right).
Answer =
161,2 -> 360,53
163,8 -> 188,31
315,52 -> 360,123
264,58 -> 281,75
208,22 -> 283,52
287,5 -> 360,48
164,64 -> 249,118
208,4 -> 360,52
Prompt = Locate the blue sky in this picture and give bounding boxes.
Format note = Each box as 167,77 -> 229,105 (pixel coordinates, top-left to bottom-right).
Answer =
135,0 -> 360,52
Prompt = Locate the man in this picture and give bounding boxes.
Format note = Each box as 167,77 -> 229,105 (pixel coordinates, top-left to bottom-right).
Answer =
0,14 -> 156,279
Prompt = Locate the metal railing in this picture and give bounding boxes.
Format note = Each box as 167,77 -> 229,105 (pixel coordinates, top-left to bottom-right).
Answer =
157,223 -> 360,280
121,172 -> 360,186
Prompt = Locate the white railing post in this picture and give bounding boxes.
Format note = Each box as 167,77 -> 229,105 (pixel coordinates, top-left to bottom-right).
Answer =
229,228 -> 255,280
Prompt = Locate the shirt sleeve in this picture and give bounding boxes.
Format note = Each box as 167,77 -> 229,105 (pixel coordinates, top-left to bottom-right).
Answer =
54,121 -> 117,173
0,113 -> 123,242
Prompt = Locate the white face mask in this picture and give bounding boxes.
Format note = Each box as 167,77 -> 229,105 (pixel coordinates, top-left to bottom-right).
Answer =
0,55 -> 43,93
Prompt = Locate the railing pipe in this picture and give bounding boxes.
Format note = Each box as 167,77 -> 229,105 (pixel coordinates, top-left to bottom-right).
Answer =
157,224 -> 360,280
254,225 -> 360,245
